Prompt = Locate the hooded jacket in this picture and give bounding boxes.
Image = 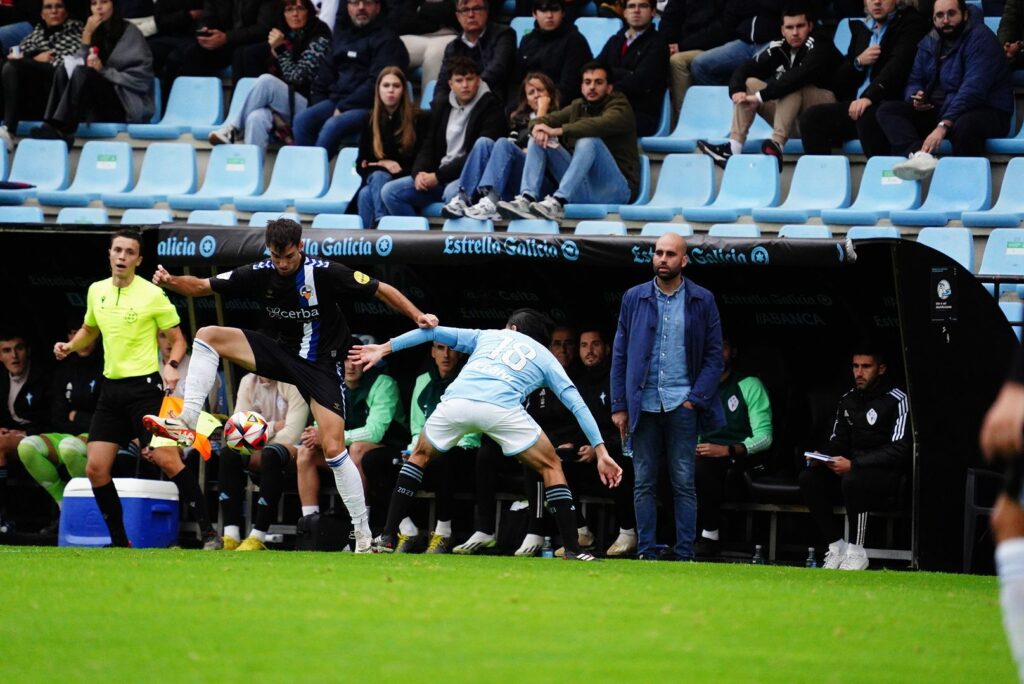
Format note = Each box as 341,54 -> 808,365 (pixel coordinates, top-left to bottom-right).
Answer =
516,18 -> 592,106
434,21 -> 516,105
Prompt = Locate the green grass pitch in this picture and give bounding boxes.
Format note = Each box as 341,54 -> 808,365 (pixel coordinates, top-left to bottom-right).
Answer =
0,547 -> 1015,683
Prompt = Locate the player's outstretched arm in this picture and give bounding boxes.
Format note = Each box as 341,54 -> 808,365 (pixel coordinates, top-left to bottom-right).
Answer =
153,264 -> 214,297
374,282 -> 438,329
349,342 -> 393,371
981,381 -> 1024,461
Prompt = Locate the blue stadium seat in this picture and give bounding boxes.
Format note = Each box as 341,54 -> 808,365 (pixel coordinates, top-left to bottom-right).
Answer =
36,141 -> 133,207
620,154 -> 714,222
421,80 -> 436,111
576,17 -> 621,55
102,143 -> 197,208
832,18 -> 865,54
187,210 -> 237,226
0,139 -> 68,205
423,202 -> 444,217
980,229 -> 1024,297
778,224 -> 833,238
120,208 -> 174,224
443,217 -> 494,232
168,145 -> 263,210
752,156 -> 851,223
888,157 -> 990,226
640,222 -> 694,237
565,155 -> 650,219
708,224 -> 761,238
962,157 -> 1024,227
127,77 -> 222,140
746,117 -> 804,154
0,143 -> 9,181
0,206 -> 44,222
507,219 -> 559,234
682,154 -> 780,223
820,156 -> 921,225
984,15 -> 1000,31
378,216 -> 429,231
192,77 -> 256,139
1000,301 -> 1024,341
987,119 -> 1024,154
916,226 -> 974,271
248,211 -> 300,227
294,148 -> 359,214
640,86 -> 731,153
311,213 -> 363,229
511,16 -> 533,45
235,146 -> 329,212
574,220 -> 627,235
652,92 -> 672,138
846,225 -> 900,239
57,207 -> 108,224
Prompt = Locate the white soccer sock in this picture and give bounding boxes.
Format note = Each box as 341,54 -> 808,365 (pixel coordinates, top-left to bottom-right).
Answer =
829,538 -> 848,553
998,538 -> 1024,682
224,525 -> 240,541
301,505 -> 319,517
702,529 -> 720,541
729,139 -> 743,155
180,339 -> 220,428
620,527 -> 635,535
399,517 -> 419,537
325,450 -> 369,533
578,525 -> 591,536
248,529 -> 266,542
435,520 -> 452,537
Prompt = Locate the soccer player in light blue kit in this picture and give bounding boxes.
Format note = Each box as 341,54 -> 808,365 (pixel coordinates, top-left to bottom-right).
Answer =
349,309 -> 623,560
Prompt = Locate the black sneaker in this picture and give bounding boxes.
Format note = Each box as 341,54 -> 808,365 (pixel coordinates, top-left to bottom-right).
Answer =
694,537 -> 721,560
697,139 -> 733,168
761,139 -> 783,172
563,550 -> 599,561
372,533 -> 396,554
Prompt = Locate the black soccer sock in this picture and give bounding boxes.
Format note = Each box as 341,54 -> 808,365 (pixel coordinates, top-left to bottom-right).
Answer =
217,449 -> 246,529
92,481 -> 129,547
0,465 -> 8,516
384,461 -> 424,537
253,444 -> 287,533
171,468 -> 215,537
545,484 -> 580,554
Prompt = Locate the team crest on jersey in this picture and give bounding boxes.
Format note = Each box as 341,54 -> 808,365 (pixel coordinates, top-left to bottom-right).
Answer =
300,285 -> 313,300
124,310 -> 138,323
353,271 -> 370,285
728,395 -> 739,412
866,408 -> 878,425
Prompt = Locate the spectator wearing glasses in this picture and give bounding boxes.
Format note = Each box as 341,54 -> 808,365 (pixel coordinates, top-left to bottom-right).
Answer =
432,0 -> 514,106
387,0 -> 460,87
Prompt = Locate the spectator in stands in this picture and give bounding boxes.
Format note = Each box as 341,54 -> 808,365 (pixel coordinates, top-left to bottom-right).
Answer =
30,0 -> 154,146
998,0 -> 1024,68
517,0 -> 586,21
697,1 -> 841,169
798,0 -> 928,157
207,0 -> 331,149
380,56 -> 505,217
693,334 -> 772,559
292,0 -> 408,158
799,347 -> 910,571
689,0 -> 783,87
218,373 -> 308,551
497,60 -> 640,224
549,324 -> 582,379
0,0 -> 83,150
611,232 -> 725,561
515,0 -> 591,106
433,0 -> 514,106
388,0 -> 460,87
163,0 -> 275,84
145,0 -> 202,80
596,0 -> 669,137
879,0 -> 1013,180
355,67 -> 429,228
660,0 -> 726,119
440,71 -> 558,221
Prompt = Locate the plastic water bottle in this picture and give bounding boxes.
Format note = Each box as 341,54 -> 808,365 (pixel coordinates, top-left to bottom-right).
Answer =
751,544 -> 765,565
541,536 -> 554,558
805,547 -> 817,568
622,433 -> 634,458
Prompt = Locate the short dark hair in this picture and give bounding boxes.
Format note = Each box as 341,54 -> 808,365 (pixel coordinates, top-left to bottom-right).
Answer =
265,219 -> 303,252
852,343 -> 887,366
532,0 -> 563,10
111,227 -> 142,248
580,60 -> 612,84
781,0 -> 815,21
507,308 -> 555,345
447,55 -> 481,79
0,328 -> 26,343
578,326 -> 606,343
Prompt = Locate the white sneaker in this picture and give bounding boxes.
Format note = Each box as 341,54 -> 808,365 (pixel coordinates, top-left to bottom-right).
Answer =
453,531 -> 496,555
529,195 -> 564,222
839,544 -> 869,570
823,541 -> 848,569
497,194 -> 536,221
441,190 -> 470,218
353,529 -> 372,554
0,125 -> 12,154
892,151 -> 937,181
606,530 -> 638,557
514,533 -> 545,557
208,124 -> 236,146
465,196 -> 501,221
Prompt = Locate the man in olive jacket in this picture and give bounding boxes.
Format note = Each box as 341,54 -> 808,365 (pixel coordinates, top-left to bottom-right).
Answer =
497,60 -> 639,223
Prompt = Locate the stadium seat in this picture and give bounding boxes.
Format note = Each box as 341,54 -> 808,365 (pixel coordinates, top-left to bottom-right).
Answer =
0,139 -> 68,205
0,206 -> 44,223
187,210 -> 237,226
378,216 -> 429,230
962,157 -> 1024,227
832,17 -> 865,54
422,202 -> 444,217
234,146 -> 329,212
640,222 -> 694,237
979,228 -> 1024,297
0,144 -> 8,181
778,224 -> 833,238
127,77 -> 222,139
640,86 -> 730,153
443,217 -> 494,232
248,211 -> 300,227
984,15 -> 1000,31
506,219 -> 559,234
651,92 -> 672,138
36,141 -> 133,207
820,156 -> 921,225
620,154 -> 714,222
565,155 -> 650,219
888,157 -> 990,226
311,213 -> 363,229
576,17 -> 620,55
511,16 -> 533,45
101,143 -> 198,208
420,80 -> 436,110
682,154 -> 780,223
1001,301 -> 1024,341
192,77 -> 256,139
120,208 -> 173,224
987,119 -> 1024,154
168,144 -> 263,210
294,148 -> 359,214
752,156 -> 851,223
707,223 -> 761,238
57,207 -> 108,224
574,220 -> 627,235
846,225 -> 900,239
916,226 -> 974,271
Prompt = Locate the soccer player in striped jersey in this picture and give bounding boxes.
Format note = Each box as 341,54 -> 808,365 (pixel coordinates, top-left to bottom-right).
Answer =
349,308 -> 623,561
143,219 -> 438,553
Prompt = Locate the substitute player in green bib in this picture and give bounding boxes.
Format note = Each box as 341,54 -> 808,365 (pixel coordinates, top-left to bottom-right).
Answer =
54,228 -> 221,549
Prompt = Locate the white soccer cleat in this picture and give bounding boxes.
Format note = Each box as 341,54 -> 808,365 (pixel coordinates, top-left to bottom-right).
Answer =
822,542 -> 848,569
452,531 -> 496,555
514,533 -> 545,557
353,529 -> 373,554
839,544 -> 869,571
606,530 -> 637,557
142,414 -> 196,448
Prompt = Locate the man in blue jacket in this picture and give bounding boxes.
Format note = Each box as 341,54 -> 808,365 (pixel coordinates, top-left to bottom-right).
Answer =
610,232 -> 724,561
877,0 -> 1013,180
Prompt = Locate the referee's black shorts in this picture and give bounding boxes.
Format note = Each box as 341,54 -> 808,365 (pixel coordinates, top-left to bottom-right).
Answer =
244,329 -> 347,420
88,372 -> 165,446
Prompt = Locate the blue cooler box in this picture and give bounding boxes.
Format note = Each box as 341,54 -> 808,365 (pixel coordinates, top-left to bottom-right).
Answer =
59,477 -> 180,548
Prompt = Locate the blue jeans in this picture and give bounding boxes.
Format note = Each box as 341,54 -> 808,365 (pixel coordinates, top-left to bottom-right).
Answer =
357,170 -> 393,228
226,73 -> 308,152
458,137 -> 526,200
381,175 -> 460,216
633,404 -> 698,559
691,39 -> 767,86
0,22 -> 32,53
292,99 -> 368,157
519,137 -> 630,204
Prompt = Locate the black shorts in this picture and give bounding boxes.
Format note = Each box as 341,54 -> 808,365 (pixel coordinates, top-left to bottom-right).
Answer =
244,329 -> 346,420
88,373 -> 165,446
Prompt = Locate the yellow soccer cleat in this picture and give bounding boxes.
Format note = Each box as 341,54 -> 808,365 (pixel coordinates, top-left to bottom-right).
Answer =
236,536 -> 267,551
222,535 -> 240,551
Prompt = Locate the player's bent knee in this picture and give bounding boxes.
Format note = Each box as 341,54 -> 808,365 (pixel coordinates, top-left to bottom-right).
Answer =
17,435 -> 47,464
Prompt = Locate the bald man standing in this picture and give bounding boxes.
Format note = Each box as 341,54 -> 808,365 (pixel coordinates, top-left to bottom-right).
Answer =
610,233 -> 725,561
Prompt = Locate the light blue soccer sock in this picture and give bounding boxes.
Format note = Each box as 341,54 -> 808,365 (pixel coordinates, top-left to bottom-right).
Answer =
326,450 -> 369,534
180,339 -> 220,428
998,538 -> 1024,681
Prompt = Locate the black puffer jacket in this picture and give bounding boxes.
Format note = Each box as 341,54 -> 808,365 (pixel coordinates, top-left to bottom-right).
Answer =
434,21 -> 515,105
516,19 -> 592,106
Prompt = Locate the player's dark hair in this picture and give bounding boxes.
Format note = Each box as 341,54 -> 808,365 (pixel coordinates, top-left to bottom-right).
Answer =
265,219 -> 303,252
578,325 -> 607,343
447,55 -> 481,79
111,227 -> 142,248
580,60 -> 612,85
0,327 -> 26,343
852,342 -> 886,366
781,0 -> 815,21
507,308 -> 555,345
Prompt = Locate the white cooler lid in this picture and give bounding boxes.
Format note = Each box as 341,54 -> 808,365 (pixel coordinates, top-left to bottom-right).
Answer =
64,477 -> 179,501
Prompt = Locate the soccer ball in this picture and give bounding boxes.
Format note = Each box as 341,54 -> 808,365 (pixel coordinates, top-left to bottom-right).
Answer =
224,411 -> 269,455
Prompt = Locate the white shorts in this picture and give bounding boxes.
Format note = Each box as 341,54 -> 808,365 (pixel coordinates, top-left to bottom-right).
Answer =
423,397 -> 541,456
